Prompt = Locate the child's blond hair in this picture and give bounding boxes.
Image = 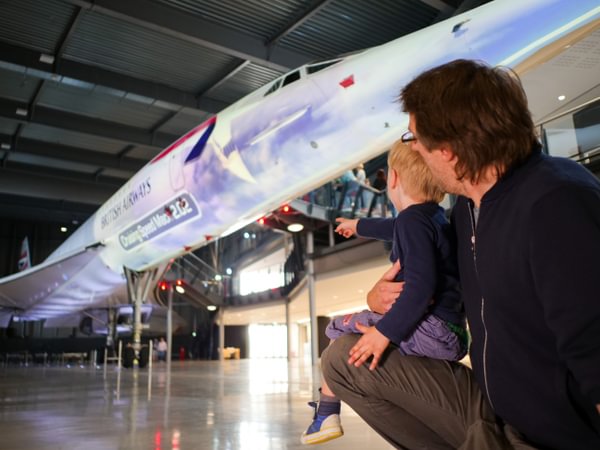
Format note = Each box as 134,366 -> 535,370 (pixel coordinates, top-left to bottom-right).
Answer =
388,141 -> 445,204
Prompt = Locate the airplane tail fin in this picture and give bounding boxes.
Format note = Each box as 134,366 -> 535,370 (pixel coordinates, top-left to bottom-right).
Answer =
17,237 -> 31,272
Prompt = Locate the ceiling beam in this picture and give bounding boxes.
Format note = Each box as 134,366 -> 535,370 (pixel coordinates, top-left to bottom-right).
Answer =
431,0 -> 488,23
0,134 -> 145,172
55,7 -> 86,61
419,0 -> 455,15
453,0 -> 488,15
0,41 -> 229,114
0,97 -> 178,149
266,0 -> 335,47
0,193 -> 97,224
64,0 -> 312,71
0,162 -> 120,206
28,80 -> 46,114
199,61 -> 251,98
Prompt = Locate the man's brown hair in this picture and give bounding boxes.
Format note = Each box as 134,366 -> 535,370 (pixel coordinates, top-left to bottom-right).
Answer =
400,59 -> 540,183
388,141 -> 445,204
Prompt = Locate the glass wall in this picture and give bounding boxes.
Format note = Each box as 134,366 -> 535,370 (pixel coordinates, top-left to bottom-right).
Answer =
542,99 -> 600,164
239,248 -> 287,295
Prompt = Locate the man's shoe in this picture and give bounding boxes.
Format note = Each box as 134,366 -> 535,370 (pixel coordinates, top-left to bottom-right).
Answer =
300,401 -> 344,445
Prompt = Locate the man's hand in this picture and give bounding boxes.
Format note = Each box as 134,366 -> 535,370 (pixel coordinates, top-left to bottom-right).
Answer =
367,260 -> 403,314
348,322 -> 390,371
335,217 -> 359,238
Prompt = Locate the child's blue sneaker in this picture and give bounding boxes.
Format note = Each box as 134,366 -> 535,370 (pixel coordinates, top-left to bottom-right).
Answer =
301,401 -> 344,445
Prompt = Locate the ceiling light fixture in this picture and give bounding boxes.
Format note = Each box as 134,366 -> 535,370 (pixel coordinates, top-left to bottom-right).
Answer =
287,223 -> 304,232
39,53 -> 55,64
558,95 -> 566,101
207,305 -> 217,311
15,108 -> 28,117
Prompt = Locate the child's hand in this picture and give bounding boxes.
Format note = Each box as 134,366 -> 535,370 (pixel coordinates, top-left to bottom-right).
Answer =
348,323 -> 390,371
335,217 -> 358,238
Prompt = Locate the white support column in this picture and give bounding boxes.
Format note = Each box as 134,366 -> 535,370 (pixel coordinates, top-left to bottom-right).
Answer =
133,294 -> 143,357
307,231 -> 318,367
167,284 -> 173,370
286,297 -> 292,361
218,306 -> 225,361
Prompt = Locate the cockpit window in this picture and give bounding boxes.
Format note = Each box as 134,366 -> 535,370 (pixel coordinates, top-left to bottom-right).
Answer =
306,59 -> 342,74
264,78 -> 282,97
264,70 -> 301,97
281,70 -> 300,87
263,58 -> 341,98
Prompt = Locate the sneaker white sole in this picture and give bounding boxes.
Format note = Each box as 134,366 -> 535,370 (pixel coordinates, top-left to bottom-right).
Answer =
301,414 -> 344,445
301,426 -> 343,445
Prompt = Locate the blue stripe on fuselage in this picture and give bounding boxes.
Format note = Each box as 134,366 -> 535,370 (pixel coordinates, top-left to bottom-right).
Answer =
185,120 -> 216,164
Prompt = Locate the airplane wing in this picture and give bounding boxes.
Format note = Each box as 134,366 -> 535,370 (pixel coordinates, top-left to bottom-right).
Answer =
0,244 -> 117,320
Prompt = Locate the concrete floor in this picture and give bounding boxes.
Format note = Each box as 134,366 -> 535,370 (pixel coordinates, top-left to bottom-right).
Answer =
0,359 -> 394,450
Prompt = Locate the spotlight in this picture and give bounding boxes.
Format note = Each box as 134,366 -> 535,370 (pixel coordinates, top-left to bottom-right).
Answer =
287,223 -> 304,232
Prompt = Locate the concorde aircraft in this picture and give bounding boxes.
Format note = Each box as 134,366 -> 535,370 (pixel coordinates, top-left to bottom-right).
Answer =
0,0 -> 598,344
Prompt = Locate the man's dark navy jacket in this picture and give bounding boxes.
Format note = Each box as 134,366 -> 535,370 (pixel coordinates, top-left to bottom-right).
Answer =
452,148 -> 600,449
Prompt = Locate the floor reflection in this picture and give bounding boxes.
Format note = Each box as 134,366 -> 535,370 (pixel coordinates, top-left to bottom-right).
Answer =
0,358 -> 393,449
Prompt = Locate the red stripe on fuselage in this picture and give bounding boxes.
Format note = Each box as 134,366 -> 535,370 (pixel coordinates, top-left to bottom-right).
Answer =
150,116 -> 217,164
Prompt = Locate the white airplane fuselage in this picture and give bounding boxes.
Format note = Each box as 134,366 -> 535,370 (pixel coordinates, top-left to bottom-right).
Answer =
6,0 -> 600,319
